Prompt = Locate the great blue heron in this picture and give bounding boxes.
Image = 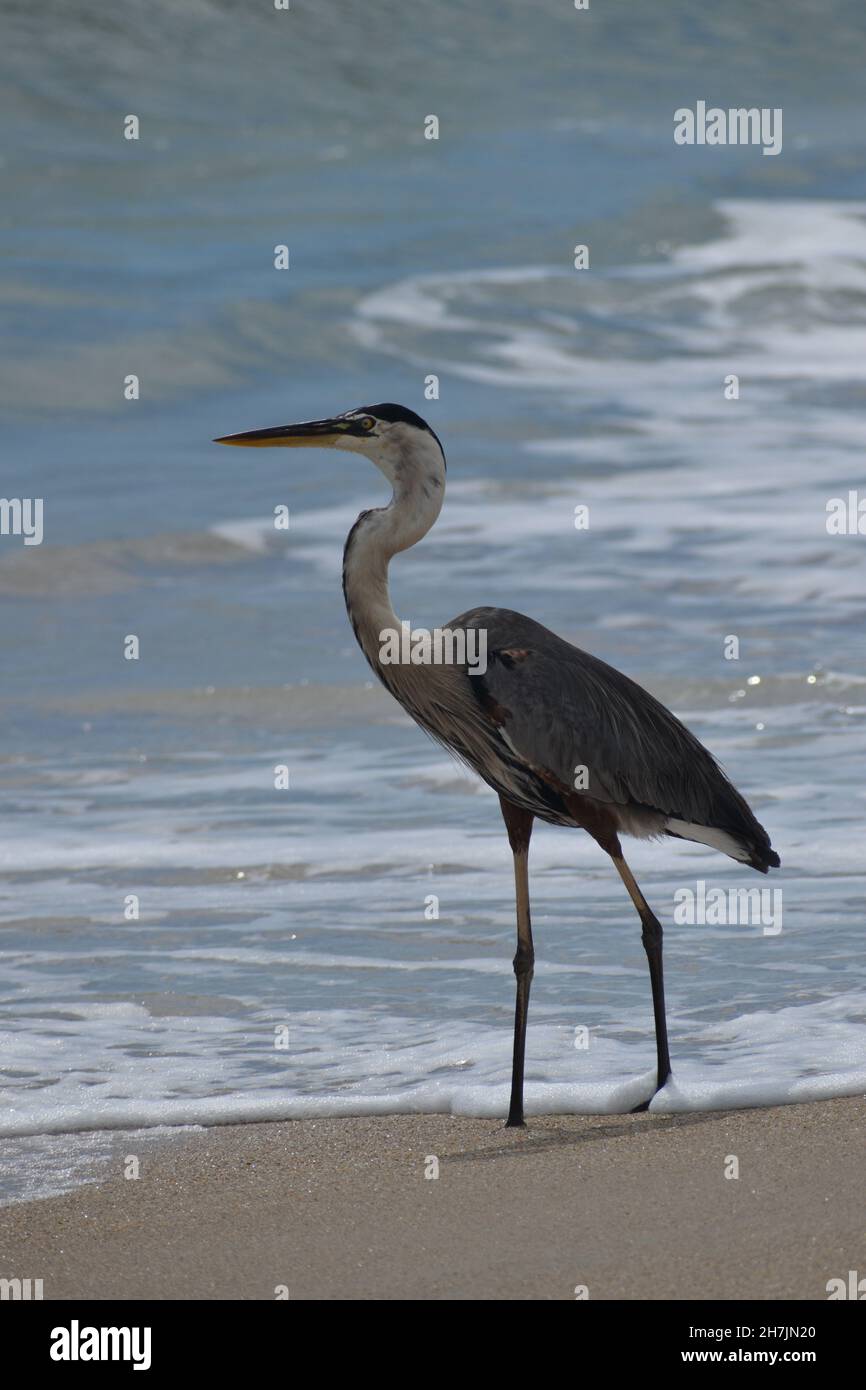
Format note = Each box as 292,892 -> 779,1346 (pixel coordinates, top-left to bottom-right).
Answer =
215,403 -> 780,1126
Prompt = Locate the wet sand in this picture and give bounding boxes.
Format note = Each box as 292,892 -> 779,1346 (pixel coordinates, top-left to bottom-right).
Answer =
1,1097 -> 863,1300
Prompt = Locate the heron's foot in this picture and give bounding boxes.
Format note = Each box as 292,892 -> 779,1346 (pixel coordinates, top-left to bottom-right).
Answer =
505,1114 -> 526,1129
629,1067 -> 671,1114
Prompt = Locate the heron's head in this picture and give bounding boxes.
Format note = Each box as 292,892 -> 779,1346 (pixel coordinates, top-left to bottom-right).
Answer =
214,403 -> 445,490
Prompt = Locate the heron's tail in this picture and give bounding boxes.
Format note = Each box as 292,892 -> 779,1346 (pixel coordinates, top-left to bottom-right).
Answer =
665,818 -> 781,873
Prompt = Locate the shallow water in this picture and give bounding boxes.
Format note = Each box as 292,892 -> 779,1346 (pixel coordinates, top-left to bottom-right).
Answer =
1,1 -> 866,1200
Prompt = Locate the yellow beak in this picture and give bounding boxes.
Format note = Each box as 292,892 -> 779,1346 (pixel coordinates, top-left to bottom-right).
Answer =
213,418 -> 350,448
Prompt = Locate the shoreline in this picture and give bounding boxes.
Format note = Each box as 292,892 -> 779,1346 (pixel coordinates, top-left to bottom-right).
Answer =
1,1096 -> 864,1300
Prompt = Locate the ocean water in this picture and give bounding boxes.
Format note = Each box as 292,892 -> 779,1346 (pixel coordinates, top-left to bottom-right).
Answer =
1,0 -> 866,1201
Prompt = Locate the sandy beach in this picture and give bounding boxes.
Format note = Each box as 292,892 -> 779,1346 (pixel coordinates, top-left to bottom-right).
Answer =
1,1096 -> 863,1301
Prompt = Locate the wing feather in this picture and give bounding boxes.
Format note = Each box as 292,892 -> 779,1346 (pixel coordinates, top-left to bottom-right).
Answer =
451,606 -> 776,859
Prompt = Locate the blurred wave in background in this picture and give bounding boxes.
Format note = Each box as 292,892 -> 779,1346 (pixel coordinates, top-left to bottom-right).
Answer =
1,0 -> 866,1199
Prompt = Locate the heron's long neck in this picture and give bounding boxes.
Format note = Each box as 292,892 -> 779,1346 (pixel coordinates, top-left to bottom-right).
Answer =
342,463 -> 444,671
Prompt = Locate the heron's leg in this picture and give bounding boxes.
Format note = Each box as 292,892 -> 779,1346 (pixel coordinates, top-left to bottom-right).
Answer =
611,853 -> 672,1099
499,796 -> 535,1129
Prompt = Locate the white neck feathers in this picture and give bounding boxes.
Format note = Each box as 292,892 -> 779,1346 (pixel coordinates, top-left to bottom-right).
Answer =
342,434 -> 445,663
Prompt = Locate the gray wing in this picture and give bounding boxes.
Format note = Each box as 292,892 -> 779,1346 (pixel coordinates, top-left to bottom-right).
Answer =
451,605 -> 774,850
